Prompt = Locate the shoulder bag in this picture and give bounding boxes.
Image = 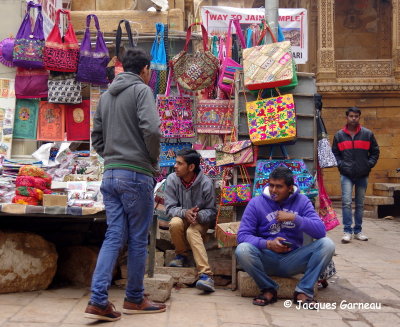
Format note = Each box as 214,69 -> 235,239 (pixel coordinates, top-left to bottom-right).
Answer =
76,14 -> 109,85
170,22 -> 219,92
44,9 -> 79,72
13,1 -> 45,69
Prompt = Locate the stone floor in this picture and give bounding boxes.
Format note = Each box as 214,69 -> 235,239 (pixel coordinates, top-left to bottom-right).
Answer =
1,215 -> 400,327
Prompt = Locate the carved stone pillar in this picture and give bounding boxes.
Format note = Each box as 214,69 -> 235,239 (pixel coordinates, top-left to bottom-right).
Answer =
393,0 -> 400,80
317,0 -> 336,81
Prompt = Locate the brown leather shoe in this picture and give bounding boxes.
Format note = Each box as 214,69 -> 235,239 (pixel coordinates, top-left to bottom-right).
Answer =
123,296 -> 167,314
84,301 -> 121,321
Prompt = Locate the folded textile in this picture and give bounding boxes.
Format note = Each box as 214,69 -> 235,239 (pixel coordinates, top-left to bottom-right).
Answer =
15,186 -> 44,200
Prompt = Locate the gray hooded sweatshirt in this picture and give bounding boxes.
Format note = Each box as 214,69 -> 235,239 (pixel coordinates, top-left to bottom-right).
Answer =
164,171 -> 216,225
91,72 -> 161,176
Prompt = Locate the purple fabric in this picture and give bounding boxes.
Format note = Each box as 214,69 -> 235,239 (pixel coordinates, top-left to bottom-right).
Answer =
76,14 -> 109,85
13,1 -> 45,69
237,186 -> 326,250
15,68 -> 48,99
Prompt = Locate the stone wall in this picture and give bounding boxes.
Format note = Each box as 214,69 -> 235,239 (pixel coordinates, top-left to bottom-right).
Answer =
322,95 -> 400,197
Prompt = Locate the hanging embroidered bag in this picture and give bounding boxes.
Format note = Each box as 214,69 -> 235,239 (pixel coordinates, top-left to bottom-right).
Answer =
170,22 -> 219,92
149,23 -> 168,97
220,165 -> 252,206
157,70 -> 195,138
44,9 -> 79,72
159,142 -> 192,167
218,19 -> 246,95
76,14 -> 109,85
15,67 -> 48,99
196,99 -> 234,134
13,1 -> 45,69
246,92 -> 296,145
243,23 -> 293,90
317,166 -> 340,231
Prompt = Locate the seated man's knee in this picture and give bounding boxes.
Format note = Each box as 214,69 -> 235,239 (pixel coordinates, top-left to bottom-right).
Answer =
318,237 -> 335,255
169,217 -> 184,231
235,242 -> 257,260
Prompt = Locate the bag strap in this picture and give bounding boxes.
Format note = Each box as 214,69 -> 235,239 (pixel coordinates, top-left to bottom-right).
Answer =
184,22 -> 209,52
115,20 -> 134,58
86,14 -> 101,31
238,165 -> 250,184
225,19 -> 246,59
256,20 -> 277,46
268,144 -> 290,160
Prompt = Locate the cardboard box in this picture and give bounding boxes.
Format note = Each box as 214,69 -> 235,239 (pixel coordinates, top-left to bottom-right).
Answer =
43,194 -> 68,207
215,222 -> 240,248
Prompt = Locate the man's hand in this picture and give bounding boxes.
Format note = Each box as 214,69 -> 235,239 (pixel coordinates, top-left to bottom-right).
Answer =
185,206 -> 199,225
266,237 -> 291,253
276,211 -> 296,222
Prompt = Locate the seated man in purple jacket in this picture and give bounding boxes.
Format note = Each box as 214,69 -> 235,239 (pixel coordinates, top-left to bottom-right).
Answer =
236,166 -> 335,308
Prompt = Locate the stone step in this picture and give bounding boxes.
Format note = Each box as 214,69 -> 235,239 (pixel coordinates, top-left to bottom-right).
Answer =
364,195 -> 394,206
373,182 -> 400,191
237,271 -> 317,299
387,170 -> 400,178
373,189 -> 394,197
154,266 -> 197,285
364,210 -> 378,218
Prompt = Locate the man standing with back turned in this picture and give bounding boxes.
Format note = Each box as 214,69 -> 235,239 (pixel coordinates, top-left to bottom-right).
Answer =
332,107 -> 379,244
86,48 -> 166,322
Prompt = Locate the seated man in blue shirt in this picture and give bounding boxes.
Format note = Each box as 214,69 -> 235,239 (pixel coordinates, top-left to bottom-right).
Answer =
236,166 -> 335,308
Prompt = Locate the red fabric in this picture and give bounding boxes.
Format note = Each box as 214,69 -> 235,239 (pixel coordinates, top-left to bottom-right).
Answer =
12,195 -> 40,205
343,124 -> 361,136
65,100 -> 90,141
16,186 -> 44,200
180,174 -> 197,189
337,139 -> 371,151
353,140 -> 371,150
16,176 -> 51,190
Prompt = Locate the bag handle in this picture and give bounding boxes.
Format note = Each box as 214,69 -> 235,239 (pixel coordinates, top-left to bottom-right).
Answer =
225,19 -> 246,56
238,165 -> 250,184
86,14 -> 101,31
53,9 -> 72,36
183,22 -> 209,52
165,69 -> 183,97
256,20 -> 277,46
268,144 -> 290,160
115,20 -> 134,58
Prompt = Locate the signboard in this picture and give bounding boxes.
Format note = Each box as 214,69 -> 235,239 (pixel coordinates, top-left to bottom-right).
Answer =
201,6 -> 308,64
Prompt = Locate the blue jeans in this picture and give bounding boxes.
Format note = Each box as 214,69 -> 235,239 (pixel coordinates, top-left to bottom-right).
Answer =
341,175 -> 368,234
90,169 -> 155,306
235,238 -> 335,298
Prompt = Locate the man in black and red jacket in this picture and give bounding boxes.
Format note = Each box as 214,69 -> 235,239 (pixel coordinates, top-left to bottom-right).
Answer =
332,107 -> 379,244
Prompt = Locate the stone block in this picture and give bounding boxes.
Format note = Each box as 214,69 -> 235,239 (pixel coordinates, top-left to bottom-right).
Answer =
165,249 -> 176,266
155,267 -> 197,285
364,210 -> 377,218
364,196 -> 394,205
57,246 -> 99,287
373,189 -> 393,197
237,271 -> 317,299
144,274 -> 174,303
71,10 -> 184,34
120,251 -> 164,279
374,183 -> 400,191
0,232 -> 57,293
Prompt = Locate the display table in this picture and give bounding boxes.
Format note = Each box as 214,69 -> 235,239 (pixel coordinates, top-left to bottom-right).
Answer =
0,203 -> 105,217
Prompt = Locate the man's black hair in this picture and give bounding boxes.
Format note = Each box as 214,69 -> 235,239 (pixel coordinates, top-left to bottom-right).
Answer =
346,106 -> 361,116
269,166 -> 294,187
122,48 -> 150,75
176,149 -> 201,174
